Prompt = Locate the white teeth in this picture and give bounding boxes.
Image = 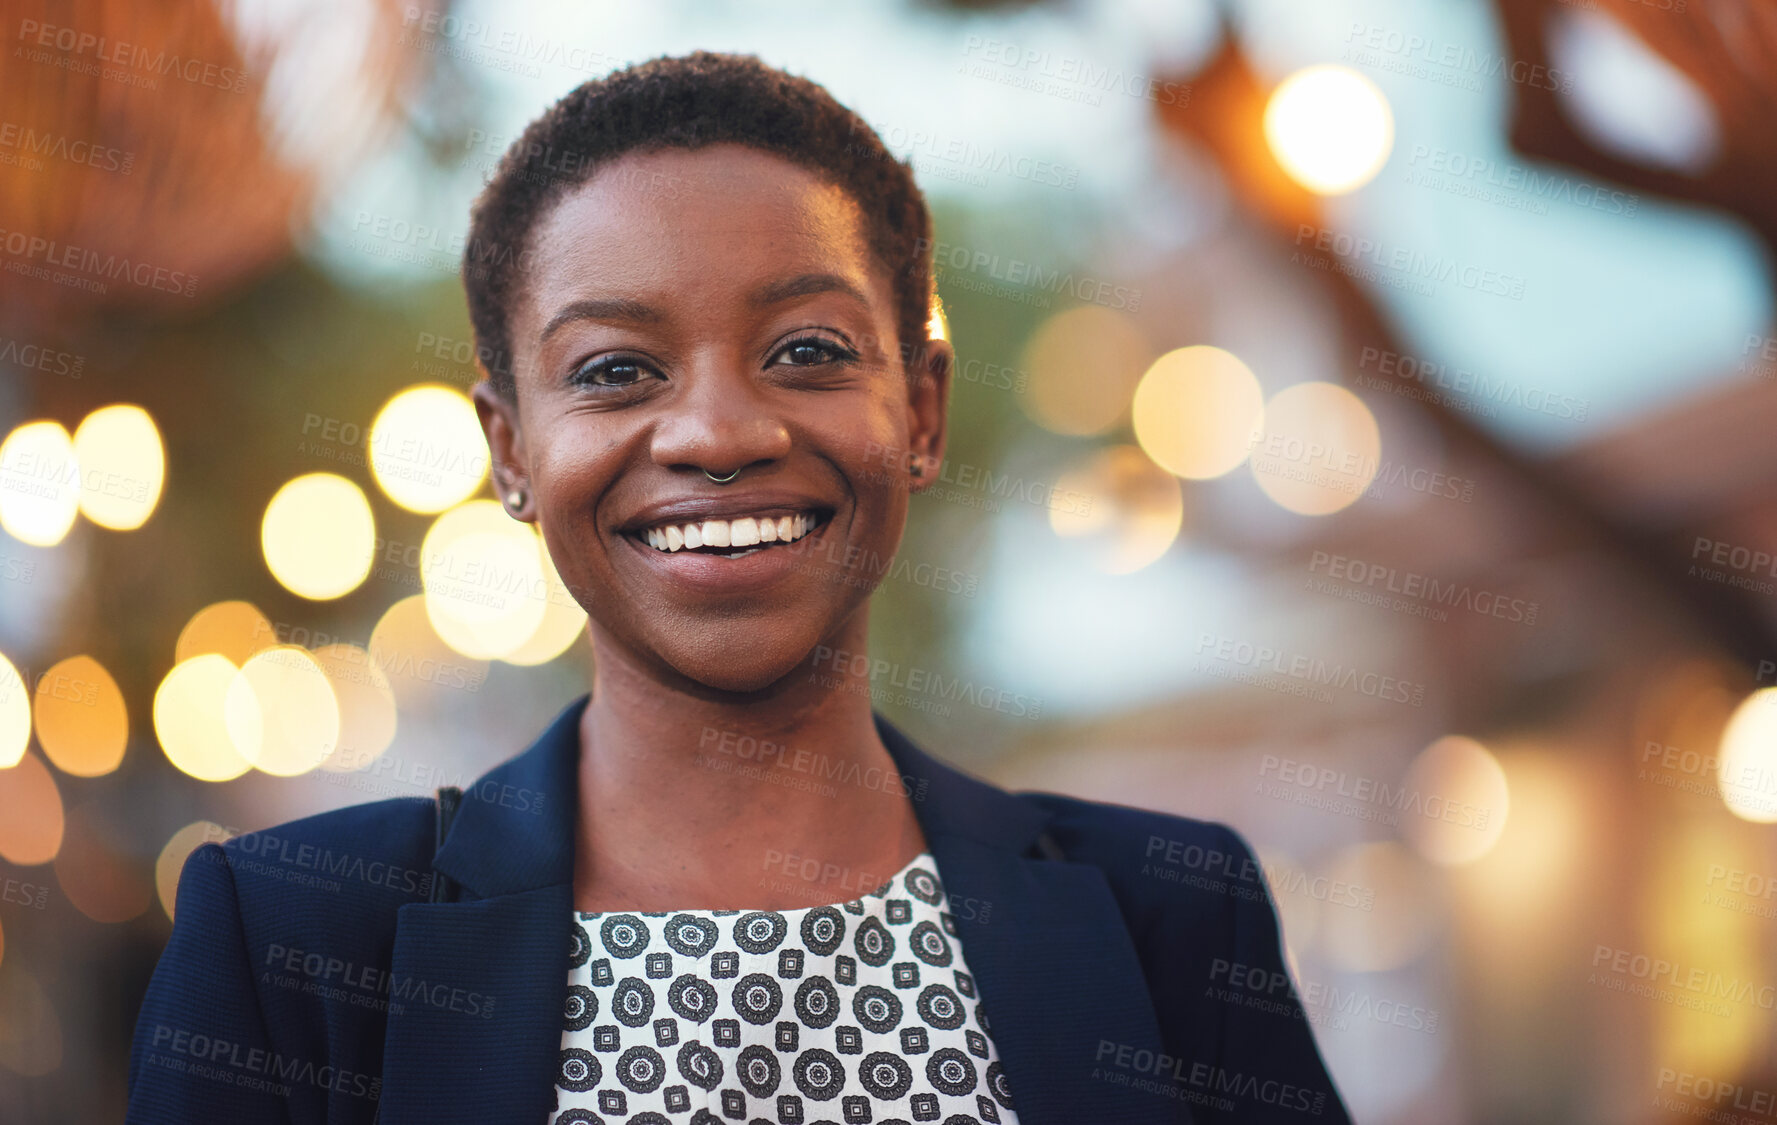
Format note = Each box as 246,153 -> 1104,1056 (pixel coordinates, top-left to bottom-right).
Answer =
637,511 -> 823,553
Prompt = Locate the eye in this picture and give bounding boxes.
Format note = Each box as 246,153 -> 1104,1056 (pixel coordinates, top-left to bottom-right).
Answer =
771,336 -> 858,368
570,355 -> 656,388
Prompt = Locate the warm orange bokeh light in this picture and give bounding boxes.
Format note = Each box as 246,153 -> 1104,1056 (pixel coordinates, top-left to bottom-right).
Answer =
153,655 -> 253,782
311,643 -> 398,772
1018,306 -> 1152,436
34,655 -> 128,777
1400,735 -> 1510,866
1131,346 -> 1266,480
1264,65 -> 1394,195
1248,382 -> 1382,516
1048,445 -> 1185,574
174,600 -> 278,667
0,753 -> 66,866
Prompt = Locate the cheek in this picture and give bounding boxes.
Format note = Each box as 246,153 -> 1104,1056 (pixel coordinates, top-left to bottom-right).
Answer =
826,387 -> 913,498
531,426 -> 617,510
525,443 -> 626,598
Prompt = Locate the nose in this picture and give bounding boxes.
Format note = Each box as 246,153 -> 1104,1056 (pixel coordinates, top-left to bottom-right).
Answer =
648,357 -> 793,480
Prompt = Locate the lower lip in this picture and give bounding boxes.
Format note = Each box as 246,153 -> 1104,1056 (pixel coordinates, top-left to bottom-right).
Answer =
621,518 -> 835,595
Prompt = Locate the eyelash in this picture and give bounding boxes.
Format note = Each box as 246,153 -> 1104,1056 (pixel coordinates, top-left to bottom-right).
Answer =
568,334 -> 860,389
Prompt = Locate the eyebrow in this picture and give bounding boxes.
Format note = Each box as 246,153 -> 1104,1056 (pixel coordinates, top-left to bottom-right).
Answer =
537,272 -> 872,346
748,272 -> 872,310
539,297 -> 660,344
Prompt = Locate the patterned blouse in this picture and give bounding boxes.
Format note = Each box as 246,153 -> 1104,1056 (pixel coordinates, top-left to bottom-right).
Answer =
551,850 -> 1022,1124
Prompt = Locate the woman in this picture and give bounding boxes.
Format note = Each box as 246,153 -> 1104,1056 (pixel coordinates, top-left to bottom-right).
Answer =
128,52 -> 1350,1125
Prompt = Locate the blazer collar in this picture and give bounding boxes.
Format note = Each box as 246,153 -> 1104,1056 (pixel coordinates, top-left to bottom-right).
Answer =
434,691 -> 1056,900
428,692 -> 584,900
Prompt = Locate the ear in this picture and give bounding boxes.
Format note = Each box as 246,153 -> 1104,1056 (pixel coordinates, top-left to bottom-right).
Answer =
472,380 -> 532,521
905,337 -> 953,493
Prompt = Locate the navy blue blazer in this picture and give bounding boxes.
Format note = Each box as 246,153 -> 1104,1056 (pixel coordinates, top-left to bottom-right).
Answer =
128,694 -> 1351,1124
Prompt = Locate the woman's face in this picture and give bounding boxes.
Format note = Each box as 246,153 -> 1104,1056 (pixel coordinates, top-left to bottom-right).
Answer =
475,142 -> 951,694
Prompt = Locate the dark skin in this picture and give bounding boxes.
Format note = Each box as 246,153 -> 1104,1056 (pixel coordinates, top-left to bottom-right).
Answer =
472,143 -> 954,912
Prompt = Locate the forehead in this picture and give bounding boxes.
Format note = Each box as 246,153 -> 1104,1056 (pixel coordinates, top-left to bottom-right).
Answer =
514,144 -> 883,334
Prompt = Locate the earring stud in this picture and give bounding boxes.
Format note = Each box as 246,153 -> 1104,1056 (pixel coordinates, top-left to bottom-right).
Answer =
506,489 -> 524,509
908,453 -> 924,478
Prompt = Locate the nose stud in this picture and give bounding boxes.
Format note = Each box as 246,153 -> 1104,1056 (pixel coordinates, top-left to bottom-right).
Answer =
704,468 -> 741,484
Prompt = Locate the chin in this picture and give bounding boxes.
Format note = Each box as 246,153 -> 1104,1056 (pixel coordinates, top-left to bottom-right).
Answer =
663,642 -> 813,696
688,663 -> 805,696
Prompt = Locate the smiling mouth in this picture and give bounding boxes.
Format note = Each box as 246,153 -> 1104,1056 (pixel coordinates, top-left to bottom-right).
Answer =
628,509 -> 833,559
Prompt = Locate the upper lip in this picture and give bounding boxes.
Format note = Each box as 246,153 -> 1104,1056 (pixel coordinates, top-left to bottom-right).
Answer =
618,491 -> 837,534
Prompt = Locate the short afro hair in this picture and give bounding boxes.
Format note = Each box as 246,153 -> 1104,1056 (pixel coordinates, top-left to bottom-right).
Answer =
462,50 -> 936,400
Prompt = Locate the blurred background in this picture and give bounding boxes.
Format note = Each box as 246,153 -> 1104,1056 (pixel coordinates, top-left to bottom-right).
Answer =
3,0 -> 1776,1120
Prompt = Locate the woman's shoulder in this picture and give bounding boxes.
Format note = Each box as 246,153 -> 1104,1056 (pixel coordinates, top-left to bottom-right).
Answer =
182,794 -> 443,937
212,793 -> 439,880
135,795 -> 448,1113
1012,788 -> 1272,919
1008,797 -> 1349,1120
1016,788 -> 1259,864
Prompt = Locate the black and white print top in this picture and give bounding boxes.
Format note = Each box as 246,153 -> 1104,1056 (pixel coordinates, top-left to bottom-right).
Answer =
551,850 -> 1021,1125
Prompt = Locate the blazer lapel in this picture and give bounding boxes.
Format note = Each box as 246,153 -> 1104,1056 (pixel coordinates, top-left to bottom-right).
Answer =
376,695 -> 589,1125
876,712 -> 1191,1125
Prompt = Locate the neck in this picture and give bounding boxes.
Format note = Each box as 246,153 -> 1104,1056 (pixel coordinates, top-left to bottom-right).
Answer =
571,611 -> 928,911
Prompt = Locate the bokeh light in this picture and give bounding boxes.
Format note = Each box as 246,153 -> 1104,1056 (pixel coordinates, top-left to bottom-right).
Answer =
155,821 -> 230,922
1131,345 -> 1266,480
70,404 -> 164,530
54,801 -> 151,923
1248,381 -> 1381,516
33,656 -> 128,778
152,655 -> 253,782
310,643 -> 398,772
421,500 -> 548,660
368,595 -> 490,709
0,653 -> 29,769
174,600 -> 278,667
1717,687 -> 1777,823
499,533 -> 590,666
1645,814 -> 1762,1079
0,753 -> 65,866
1264,64 -> 1395,195
1399,735 -> 1511,865
368,384 -> 489,513
0,421 -> 80,547
1048,445 -> 1185,574
1018,306 -> 1152,436
1316,841 -> 1442,972
224,646 -> 341,777
260,473 -> 376,599
1464,749 -> 1584,923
